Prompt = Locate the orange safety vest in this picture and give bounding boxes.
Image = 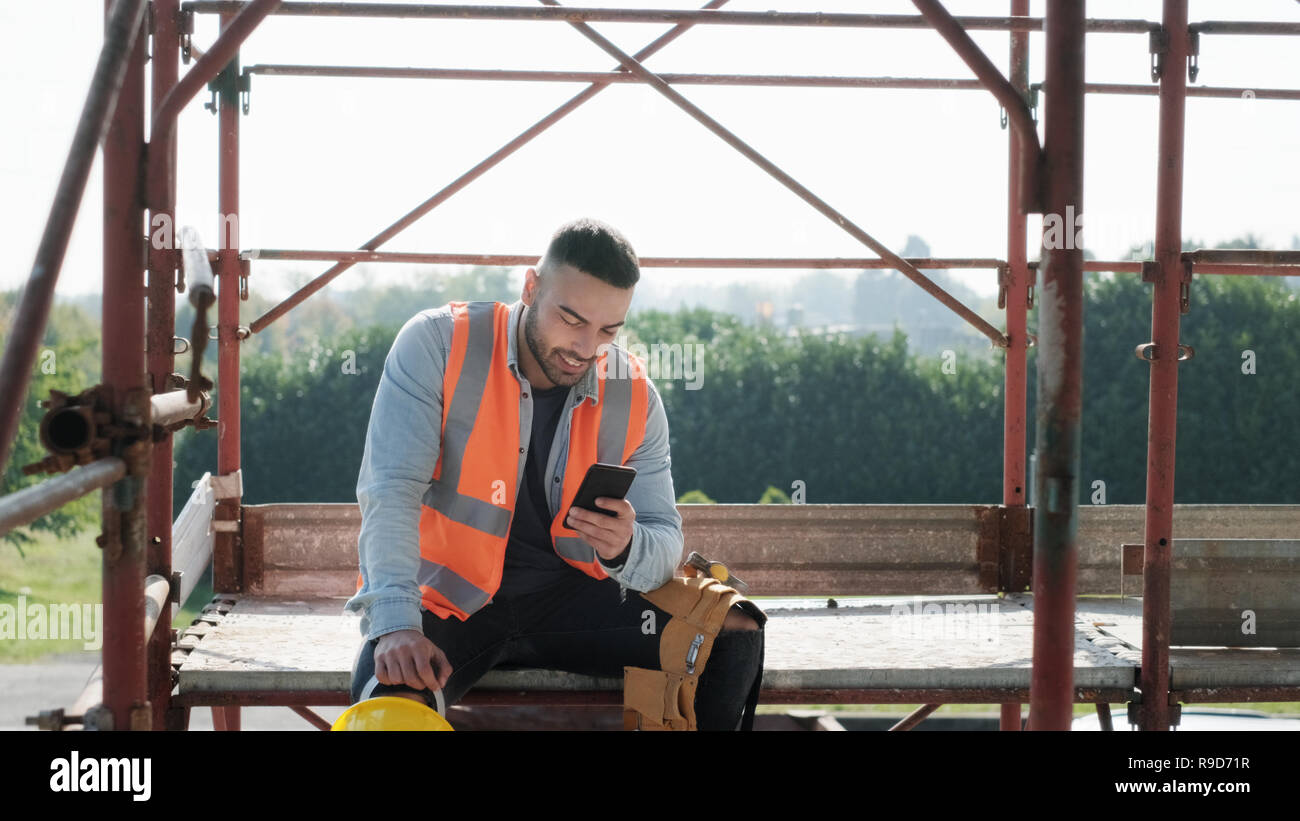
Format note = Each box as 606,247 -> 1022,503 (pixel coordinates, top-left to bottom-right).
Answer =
359,300 -> 650,622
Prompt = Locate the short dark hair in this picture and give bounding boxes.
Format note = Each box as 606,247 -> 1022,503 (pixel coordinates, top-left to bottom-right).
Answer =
539,218 -> 640,289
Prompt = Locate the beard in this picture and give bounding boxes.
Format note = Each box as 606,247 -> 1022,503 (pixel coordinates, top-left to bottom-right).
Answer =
524,303 -> 589,387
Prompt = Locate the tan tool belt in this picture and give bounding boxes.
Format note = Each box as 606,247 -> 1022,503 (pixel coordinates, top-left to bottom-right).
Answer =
622,575 -> 764,731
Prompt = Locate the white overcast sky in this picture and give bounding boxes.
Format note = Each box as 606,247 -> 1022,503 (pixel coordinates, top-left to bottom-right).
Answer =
1,0 -> 1297,303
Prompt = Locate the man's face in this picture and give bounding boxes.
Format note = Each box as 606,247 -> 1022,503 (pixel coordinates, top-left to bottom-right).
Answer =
521,263 -> 633,389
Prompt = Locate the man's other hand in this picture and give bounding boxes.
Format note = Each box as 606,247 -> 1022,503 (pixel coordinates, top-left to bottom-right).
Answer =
374,629 -> 452,692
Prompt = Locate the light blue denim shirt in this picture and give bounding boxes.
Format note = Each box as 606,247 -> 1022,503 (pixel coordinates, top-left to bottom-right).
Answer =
344,298 -> 684,641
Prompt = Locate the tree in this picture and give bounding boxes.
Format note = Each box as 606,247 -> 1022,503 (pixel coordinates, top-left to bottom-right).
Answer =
0,292 -> 103,553
757,485 -> 791,504
677,489 -> 716,504
172,323 -> 394,512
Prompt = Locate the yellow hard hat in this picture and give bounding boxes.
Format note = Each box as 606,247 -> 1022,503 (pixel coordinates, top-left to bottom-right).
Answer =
331,696 -> 454,731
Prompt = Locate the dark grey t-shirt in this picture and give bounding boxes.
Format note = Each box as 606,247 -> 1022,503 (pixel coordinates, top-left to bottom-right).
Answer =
499,381 -> 628,597
499,382 -> 573,597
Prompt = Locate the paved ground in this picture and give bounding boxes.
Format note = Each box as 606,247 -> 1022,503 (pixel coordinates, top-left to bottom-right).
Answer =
0,653 -> 345,731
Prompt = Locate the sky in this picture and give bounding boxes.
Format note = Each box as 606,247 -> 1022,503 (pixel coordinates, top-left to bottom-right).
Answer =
1,0 -> 1298,305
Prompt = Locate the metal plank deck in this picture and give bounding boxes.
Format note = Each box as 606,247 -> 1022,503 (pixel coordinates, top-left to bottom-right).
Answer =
176,593 -> 1148,697
1075,596 -> 1300,689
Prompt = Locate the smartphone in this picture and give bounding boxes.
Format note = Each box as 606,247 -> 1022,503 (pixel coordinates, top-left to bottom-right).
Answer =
568,463 -> 638,518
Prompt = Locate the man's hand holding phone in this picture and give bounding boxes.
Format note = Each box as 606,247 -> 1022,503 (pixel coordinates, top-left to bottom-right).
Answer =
566,496 -> 636,561
565,463 -> 638,561
373,629 -> 453,693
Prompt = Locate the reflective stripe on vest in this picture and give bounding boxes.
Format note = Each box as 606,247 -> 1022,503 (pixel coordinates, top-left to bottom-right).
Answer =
550,360 -> 646,566
413,300 -> 649,621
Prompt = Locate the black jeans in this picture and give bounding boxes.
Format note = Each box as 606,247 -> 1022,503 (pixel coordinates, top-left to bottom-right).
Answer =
350,571 -> 765,730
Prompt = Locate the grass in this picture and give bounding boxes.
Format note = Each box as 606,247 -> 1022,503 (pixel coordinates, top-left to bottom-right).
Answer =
1,527 -> 215,664
1,527 -> 103,663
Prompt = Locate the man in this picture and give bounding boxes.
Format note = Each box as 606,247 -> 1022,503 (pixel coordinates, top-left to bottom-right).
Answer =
345,218 -> 764,730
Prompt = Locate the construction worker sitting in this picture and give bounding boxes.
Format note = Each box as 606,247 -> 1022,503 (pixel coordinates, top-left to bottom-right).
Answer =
345,218 -> 765,730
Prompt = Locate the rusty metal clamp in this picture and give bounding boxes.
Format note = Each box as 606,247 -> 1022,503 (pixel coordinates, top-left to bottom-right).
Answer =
1135,342 -> 1194,362
179,9 -> 194,64
1149,26 -> 1169,82
208,325 -> 251,341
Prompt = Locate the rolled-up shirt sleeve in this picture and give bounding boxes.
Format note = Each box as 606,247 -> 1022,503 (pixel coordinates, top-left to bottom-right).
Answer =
599,378 -> 684,591
344,311 -> 447,641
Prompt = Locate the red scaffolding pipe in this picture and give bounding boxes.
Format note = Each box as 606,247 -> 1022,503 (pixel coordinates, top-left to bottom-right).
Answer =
242,250 -> 1006,269
1077,82 -> 1300,101
146,0 -> 182,731
246,64 -> 993,90
211,9 -> 248,734
245,64 -> 1300,102
1026,0 -> 1085,732
183,3 -> 1155,33
1026,259 -> 1300,275
999,0 -> 1030,734
100,0 -> 150,731
241,252 -> 1300,275
182,3 -> 1300,38
1192,20 -> 1300,35
1140,0 -> 1191,733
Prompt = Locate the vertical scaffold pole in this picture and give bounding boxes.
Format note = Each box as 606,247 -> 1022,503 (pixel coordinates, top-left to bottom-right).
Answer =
212,9 -> 245,732
1140,0 -> 1189,732
101,0 -> 150,731
147,0 -> 182,732
1000,0 -> 1031,733
1027,0 -> 1085,732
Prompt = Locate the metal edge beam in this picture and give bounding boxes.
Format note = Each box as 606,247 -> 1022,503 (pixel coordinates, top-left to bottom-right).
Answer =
242,250 -> 1006,268
182,3 -> 1155,33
